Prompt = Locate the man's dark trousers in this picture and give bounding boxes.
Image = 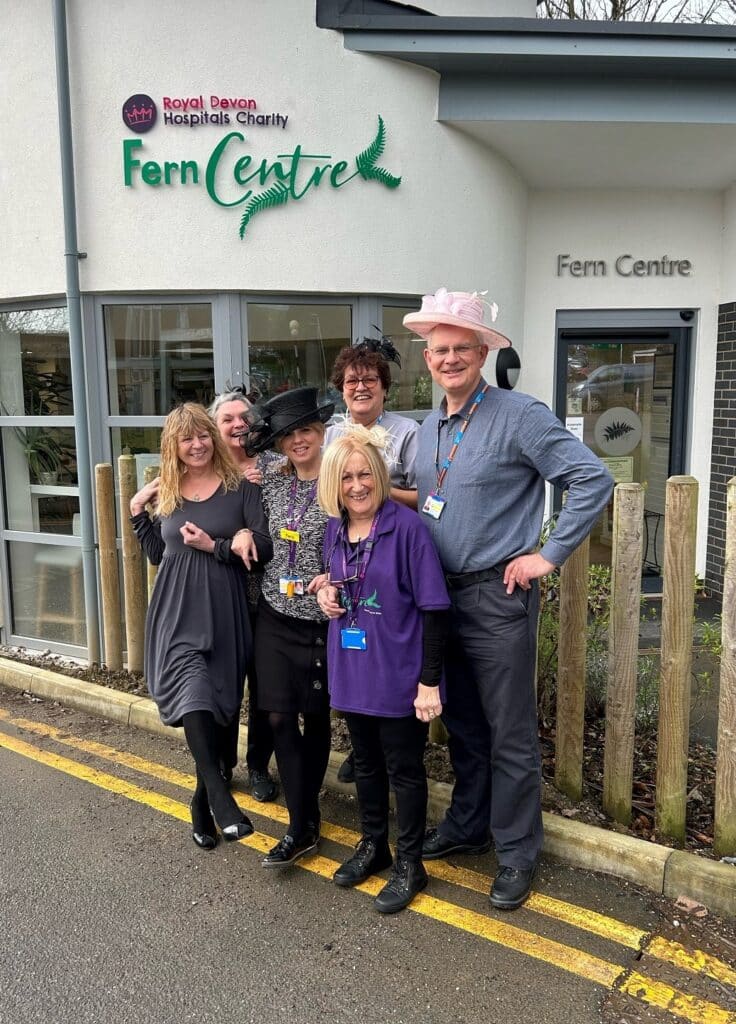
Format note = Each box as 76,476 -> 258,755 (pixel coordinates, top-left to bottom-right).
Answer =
440,570 -> 543,871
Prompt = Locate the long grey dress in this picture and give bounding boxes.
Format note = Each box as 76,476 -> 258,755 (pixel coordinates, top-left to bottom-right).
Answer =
131,480 -> 272,728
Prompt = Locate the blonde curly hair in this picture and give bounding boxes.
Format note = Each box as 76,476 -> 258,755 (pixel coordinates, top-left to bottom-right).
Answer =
156,403 -> 241,517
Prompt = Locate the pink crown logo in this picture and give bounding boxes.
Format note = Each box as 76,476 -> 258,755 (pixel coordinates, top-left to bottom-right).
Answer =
125,103 -> 153,125
121,93 -> 157,134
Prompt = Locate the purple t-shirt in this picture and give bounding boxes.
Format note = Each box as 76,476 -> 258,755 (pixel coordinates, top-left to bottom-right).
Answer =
323,500 -> 450,718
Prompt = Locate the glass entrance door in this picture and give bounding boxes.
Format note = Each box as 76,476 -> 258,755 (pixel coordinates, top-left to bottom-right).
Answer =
556,324 -> 691,586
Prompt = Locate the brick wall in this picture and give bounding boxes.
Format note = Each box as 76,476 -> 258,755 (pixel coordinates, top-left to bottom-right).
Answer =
705,302 -> 736,596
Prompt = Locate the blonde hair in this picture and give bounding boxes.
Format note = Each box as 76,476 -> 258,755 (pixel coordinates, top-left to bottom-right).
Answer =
157,403 -> 242,517
275,419 -> 326,475
318,423 -> 391,518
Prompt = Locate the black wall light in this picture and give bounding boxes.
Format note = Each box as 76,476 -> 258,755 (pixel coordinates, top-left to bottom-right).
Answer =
496,347 -> 521,390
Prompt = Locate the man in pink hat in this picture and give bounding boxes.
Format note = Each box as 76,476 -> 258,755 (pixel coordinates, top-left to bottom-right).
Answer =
404,288 -> 613,910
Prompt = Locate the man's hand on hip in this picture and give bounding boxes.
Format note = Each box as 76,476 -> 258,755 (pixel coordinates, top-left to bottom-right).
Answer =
504,553 -> 556,594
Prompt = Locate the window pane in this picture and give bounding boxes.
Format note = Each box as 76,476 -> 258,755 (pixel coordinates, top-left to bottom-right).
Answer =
2,426 -> 78,532
111,427 -> 162,533
246,303 -> 351,404
565,340 -> 674,576
382,306 -> 432,412
8,540 -> 86,646
105,304 -> 214,415
0,307 -> 72,416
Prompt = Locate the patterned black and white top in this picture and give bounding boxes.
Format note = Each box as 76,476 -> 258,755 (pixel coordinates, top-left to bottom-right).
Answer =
260,467 -> 328,622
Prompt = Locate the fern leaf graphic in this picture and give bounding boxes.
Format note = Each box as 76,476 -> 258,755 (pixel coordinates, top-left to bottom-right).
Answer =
355,116 -> 402,190
239,180 -> 289,239
603,421 -> 635,442
356,115 -> 386,171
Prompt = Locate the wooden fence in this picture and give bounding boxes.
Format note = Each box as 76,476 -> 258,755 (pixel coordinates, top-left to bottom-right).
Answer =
94,460 -> 736,858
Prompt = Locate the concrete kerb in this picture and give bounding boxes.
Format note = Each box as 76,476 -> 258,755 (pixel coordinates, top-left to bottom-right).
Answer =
1,656 -> 734,918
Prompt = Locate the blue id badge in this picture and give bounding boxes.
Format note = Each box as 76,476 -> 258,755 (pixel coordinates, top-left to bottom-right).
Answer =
422,494 -> 447,520
341,627 -> 367,651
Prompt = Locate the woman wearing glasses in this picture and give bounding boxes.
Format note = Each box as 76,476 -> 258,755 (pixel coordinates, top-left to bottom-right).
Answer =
325,338 -> 418,510
325,338 -> 420,782
312,424 -> 450,913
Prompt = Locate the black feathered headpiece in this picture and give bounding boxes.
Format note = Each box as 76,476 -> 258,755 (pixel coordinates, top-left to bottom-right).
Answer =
351,327 -> 402,369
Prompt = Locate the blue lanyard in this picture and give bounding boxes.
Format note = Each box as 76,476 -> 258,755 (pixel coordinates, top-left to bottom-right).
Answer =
434,384 -> 489,494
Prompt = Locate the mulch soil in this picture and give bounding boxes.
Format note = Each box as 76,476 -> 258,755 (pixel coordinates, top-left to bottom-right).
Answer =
0,644 -> 722,860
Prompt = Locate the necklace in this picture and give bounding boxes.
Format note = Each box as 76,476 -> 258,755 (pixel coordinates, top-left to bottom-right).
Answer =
191,493 -> 202,502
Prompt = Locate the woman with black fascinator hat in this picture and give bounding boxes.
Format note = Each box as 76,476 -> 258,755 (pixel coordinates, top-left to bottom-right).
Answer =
325,335 -> 418,511
244,386 -> 334,867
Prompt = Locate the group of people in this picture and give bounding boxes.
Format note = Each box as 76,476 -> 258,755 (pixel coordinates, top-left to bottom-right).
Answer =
130,287 -> 613,915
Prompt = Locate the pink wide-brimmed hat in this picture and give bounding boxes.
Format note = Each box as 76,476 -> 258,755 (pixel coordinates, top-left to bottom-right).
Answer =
403,287 -> 511,350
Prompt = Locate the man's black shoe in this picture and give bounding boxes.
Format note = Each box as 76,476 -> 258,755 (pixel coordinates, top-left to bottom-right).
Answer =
333,837 -> 393,888
337,751 -> 355,784
422,826 -> 491,860
490,864 -> 537,910
374,858 -> 428,914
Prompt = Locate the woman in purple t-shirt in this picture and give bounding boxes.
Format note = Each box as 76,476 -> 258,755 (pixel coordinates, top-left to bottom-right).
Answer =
312,424 -> 450,914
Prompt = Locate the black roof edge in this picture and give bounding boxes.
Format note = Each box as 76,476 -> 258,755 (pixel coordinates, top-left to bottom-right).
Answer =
316,0 -> 736,39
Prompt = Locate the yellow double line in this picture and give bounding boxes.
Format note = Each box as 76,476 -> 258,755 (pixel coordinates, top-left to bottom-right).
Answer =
0,709 -> 734,1024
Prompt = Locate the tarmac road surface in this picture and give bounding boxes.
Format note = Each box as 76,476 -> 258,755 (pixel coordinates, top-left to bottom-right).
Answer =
0,686 -> 734,1024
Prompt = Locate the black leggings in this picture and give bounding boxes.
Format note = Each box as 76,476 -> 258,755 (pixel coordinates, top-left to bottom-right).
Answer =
345,712 -> 429,862
268,710 -> 331,838
183,710 -> 244,831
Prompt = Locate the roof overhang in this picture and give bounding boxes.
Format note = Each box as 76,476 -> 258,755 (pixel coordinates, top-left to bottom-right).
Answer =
317,2 -> 736,188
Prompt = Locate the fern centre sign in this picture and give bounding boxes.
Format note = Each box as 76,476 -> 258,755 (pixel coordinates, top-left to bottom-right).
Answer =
122,116 -> 400,239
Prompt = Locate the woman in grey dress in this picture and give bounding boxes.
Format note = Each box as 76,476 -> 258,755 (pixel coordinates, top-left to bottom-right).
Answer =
130,403 -> 272,849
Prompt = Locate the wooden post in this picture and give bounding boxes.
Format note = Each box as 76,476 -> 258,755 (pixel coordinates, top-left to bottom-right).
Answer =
714,477 -> 736,857
143,463 -> 160,599
555,535 -> 590,801
429,717 -> 448,746
655,476 -> 698,846
602,483 -> 644,824
118,454 -> 146,674
94,464 -> 123,671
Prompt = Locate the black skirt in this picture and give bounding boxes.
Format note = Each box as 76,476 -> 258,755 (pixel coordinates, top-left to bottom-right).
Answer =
254,597 -> 329,715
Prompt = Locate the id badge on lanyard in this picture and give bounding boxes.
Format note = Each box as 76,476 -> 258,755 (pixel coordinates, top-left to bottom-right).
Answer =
422,494 -> 446,520
340,626 -> 367,651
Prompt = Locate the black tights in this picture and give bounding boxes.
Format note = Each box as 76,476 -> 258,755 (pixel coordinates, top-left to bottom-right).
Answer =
183,710 -> 245,831
268,710 -> 331,838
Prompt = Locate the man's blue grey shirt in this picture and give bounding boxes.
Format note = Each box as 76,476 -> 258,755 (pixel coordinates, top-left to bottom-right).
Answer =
415,380 -> 614,574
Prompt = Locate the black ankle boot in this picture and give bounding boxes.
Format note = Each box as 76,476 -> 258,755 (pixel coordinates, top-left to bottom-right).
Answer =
334,837 -> 393,888
374,857 -> 427,913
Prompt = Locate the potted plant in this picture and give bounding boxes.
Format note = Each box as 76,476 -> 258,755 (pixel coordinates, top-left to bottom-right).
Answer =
20,426 -> 68,484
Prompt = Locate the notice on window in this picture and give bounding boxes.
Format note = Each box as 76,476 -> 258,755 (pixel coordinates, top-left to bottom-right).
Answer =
601,456 -> 634,484
565,416 -> 584,442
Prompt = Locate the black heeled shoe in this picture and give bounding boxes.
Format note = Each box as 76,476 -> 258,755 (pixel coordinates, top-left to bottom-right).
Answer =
222,816 -> 254,842
190,796 -> 218,851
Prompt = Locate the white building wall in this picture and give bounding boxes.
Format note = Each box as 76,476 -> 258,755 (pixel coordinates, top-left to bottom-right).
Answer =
0,5 -> 66,299
0,0 -> 528,345
720,184 -> 736,299
524,188 -> 722,572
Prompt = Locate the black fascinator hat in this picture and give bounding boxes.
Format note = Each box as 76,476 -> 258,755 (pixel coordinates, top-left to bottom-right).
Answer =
243,386 -> 335,456
352,326 -> 402,368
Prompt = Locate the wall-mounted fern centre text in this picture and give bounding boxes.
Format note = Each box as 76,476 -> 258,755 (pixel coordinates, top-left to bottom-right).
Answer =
123,116 -> 401,239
